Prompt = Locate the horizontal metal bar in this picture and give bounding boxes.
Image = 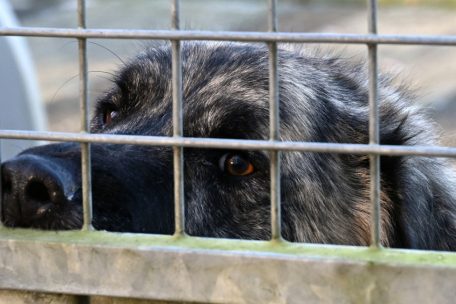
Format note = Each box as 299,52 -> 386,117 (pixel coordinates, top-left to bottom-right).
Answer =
1,129 -> 456,158
0,229 -> 455,303
1,27 -> 456,45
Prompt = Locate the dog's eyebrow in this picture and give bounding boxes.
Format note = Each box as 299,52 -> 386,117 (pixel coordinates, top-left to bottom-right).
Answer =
113,74 -> 130,98
96,90 -> 121,109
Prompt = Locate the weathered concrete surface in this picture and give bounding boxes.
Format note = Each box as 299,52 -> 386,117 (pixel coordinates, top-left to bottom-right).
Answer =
0,290 -> 190,303
0,230 -> 455,303
91,295 -> 191,303
0,290 -> 78,304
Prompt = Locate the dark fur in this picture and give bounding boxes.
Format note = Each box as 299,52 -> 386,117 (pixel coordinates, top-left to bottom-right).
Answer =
2,42 -> 456,250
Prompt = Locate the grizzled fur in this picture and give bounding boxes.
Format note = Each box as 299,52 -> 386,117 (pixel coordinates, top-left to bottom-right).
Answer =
2,42 -> 456,250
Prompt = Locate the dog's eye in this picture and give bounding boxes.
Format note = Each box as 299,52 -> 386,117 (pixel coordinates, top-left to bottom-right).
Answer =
219,153 -> 255,176
102,108 -> 118,126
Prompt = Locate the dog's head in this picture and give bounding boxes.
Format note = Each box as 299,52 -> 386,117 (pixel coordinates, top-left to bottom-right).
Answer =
2,42 -> 456,250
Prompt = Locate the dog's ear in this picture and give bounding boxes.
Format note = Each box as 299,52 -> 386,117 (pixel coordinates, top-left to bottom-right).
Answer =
380,108 -> 456,250
390,157 -> 456,250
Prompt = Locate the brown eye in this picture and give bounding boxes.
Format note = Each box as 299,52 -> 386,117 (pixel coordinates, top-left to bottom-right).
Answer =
219,153 -> 255,176
103,108 -> 118,126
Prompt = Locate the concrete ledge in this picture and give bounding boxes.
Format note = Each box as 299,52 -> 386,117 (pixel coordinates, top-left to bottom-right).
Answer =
0,229 -> 455,303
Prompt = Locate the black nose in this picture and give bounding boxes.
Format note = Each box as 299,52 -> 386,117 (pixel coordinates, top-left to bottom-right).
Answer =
1,155 -> 78,227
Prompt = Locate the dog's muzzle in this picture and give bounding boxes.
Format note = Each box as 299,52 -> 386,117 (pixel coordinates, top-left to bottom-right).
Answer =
1,155 -> 79,227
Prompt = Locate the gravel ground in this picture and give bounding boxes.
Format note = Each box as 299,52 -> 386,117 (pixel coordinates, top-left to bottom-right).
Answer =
11,0 -> 456,144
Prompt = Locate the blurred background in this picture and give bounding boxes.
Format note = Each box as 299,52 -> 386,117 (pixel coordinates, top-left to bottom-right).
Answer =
2,0 -> 456,153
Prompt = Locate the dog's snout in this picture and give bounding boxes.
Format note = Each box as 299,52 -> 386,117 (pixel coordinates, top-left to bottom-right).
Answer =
1,155 -> 76,227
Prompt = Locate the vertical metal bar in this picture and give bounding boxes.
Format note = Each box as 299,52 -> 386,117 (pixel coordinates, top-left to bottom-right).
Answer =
171,0 -> 185,236
268,0 -> 281,241
78,0 -> 93,231
367,0 -> 381,247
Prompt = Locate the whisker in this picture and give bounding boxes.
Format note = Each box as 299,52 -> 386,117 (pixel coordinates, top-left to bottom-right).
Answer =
50,70 -> 116,104
88,41 -> 126,65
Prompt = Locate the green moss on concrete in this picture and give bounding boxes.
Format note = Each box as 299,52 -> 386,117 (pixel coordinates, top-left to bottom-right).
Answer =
0,227 -> 455,268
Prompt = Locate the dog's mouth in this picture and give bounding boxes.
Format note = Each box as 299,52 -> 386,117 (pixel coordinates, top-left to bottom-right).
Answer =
2,204 -> 84,231
1,191 -> 84,230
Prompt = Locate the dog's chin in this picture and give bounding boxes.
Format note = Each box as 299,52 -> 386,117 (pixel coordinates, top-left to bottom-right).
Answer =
2,218 -> 83,231
2,206 -> 83,230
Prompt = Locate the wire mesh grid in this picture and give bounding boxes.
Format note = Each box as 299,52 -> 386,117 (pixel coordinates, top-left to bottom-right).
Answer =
3,2 -> 456,300
1,0 -> 456,246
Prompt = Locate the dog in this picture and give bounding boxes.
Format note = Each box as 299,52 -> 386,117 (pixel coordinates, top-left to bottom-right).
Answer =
1,42 -> 456,250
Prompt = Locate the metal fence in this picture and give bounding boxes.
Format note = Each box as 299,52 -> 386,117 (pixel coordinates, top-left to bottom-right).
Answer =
1,0 -> 456,303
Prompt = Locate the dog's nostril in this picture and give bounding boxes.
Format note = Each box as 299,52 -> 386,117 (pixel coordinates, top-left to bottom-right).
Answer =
25,180 -> 51,203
